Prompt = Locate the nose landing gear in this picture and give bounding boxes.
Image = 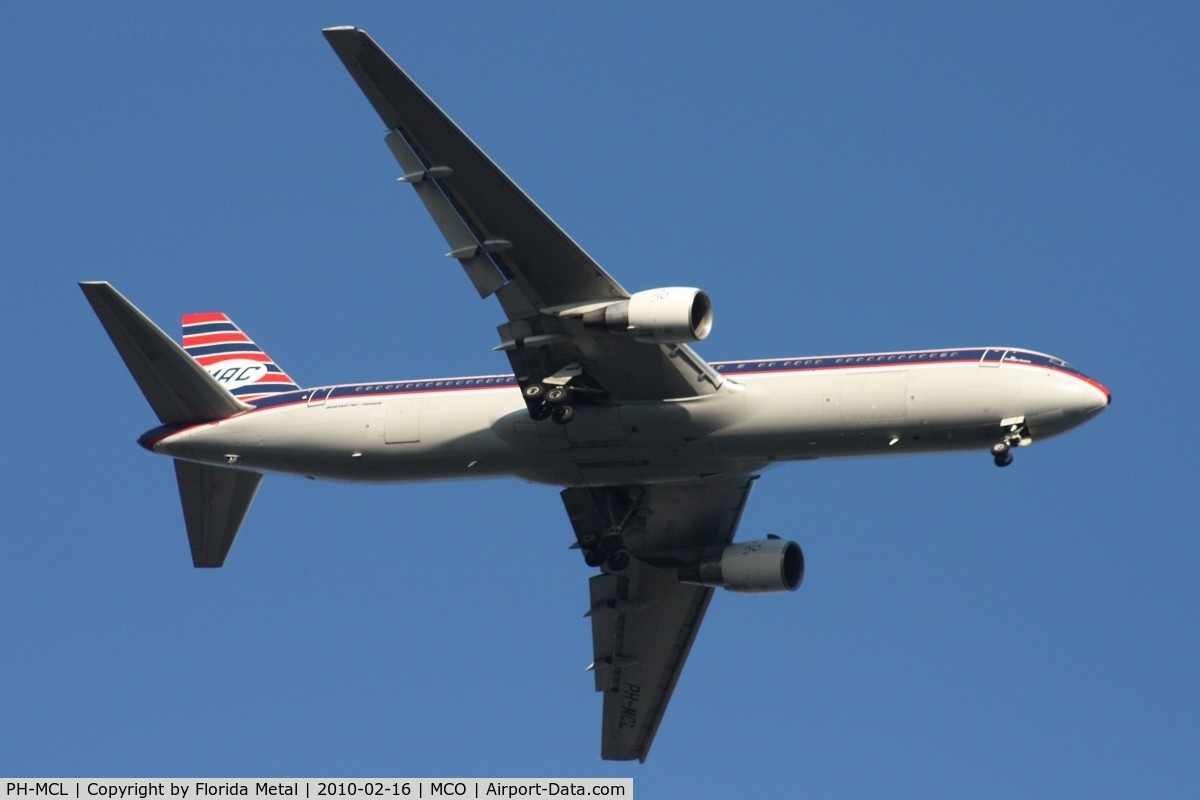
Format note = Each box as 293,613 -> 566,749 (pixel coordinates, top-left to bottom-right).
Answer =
991,443 -> 1014,467
991,417 -> 1031,467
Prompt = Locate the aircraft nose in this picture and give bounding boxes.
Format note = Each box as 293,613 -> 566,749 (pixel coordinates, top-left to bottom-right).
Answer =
1086,379 -> 1111,412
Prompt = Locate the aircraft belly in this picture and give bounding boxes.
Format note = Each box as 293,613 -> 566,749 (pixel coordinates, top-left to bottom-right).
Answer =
158,396 -> 537,482
155,362 -> 1080,483
700,365 -> 1035,461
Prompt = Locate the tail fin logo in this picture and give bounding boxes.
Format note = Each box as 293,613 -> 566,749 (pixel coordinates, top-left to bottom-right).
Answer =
182,313 -> 300,401
208,360 -> 269,390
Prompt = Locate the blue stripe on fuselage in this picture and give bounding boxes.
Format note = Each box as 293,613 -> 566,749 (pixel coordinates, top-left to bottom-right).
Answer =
238,348 -> 1096,413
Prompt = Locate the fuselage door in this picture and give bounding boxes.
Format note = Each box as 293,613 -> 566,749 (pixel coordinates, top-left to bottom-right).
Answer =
979,349 -> 1009,368
307,387 -> 334,407
384,397 -> 422,443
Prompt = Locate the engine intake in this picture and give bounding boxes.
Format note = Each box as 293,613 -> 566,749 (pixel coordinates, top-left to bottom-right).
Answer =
678,538 -> 804,593
583,287 -> 713,344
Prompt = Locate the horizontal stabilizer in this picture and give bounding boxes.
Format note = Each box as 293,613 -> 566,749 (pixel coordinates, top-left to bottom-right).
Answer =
80,282 -> 251,424
174,460 -> 262,568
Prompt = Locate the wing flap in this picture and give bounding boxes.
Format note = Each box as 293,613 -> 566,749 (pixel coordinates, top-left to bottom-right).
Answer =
382,130 -> 506,297
589,566 -> 714,762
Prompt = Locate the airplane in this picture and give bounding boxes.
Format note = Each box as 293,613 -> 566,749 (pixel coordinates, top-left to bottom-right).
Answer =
80,27 -> 1111,762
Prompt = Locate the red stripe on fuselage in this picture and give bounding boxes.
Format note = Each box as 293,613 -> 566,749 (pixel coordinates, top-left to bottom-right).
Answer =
1067,372 -> 1111,403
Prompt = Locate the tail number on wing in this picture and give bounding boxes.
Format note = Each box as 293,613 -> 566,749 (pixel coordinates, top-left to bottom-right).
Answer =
618,682 -> 641,730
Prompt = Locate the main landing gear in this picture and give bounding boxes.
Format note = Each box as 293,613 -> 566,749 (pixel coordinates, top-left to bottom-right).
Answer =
562,486 -> 643,574
991,417 -> 1032,468
523,381 -> 576,425
578,531 -> 632,571
522,364 -> 602,426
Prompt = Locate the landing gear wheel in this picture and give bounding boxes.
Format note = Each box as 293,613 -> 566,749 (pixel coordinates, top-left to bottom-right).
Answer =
991,443 -> 1009,457
584,550 -> 607,568
551,404 -> 575,425
994,451 -> 1013,467
605,552 -> 631,572
523,384 -> 545,400
599,534 -> 625,554
528,402 -> 552,422
546,386 -> 569,404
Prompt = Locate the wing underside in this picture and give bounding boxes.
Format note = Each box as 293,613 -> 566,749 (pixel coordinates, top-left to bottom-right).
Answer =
324,26 -> 755,761
323,26 -> 725,403
565,475 -> 757,761
588,566 -> 716,761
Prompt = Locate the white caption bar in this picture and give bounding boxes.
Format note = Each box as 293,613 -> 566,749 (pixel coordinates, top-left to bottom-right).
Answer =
1,781 -> 632,800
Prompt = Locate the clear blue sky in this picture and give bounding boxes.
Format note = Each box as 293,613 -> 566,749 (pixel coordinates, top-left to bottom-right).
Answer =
3,2 -> 1197,796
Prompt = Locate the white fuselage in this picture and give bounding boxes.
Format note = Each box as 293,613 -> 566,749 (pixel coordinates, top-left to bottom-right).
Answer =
145,347 -> 1109,487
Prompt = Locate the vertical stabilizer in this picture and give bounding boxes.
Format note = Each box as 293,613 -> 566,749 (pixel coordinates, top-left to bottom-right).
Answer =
182,313 -> 300,401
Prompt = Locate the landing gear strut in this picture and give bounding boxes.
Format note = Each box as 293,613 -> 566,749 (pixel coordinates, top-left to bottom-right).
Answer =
991,417 -> 1031,468
562,487 -> 643,573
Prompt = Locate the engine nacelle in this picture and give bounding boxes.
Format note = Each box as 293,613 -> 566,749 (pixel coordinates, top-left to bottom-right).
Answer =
583,287 -> 713,344
678,538 -> 804,593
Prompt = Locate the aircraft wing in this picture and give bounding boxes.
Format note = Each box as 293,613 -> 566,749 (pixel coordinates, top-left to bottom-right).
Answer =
562,475 -> 757,761
323,27 -> 724,402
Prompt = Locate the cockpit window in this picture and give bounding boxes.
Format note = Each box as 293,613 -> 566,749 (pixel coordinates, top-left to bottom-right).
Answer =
1048,356 -> 1073,369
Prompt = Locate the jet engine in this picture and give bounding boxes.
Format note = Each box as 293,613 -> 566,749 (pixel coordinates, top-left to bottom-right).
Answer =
678,538 -> 804,593
583,287 -> 713,344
